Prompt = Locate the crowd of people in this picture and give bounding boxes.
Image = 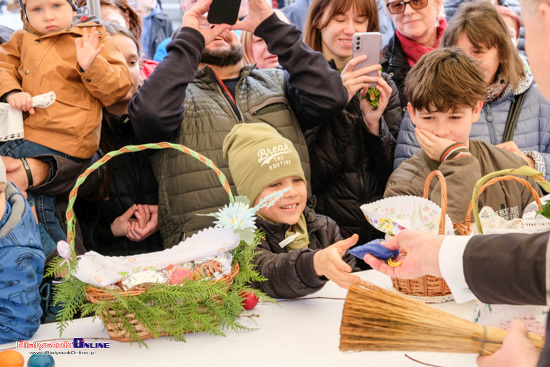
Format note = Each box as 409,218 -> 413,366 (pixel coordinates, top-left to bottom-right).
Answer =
1,0 -> 550,364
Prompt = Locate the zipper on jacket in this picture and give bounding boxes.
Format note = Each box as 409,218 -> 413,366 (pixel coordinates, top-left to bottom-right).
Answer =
484,104 -> 497,145
357,125 -> 366,203
207,67 -> 243,123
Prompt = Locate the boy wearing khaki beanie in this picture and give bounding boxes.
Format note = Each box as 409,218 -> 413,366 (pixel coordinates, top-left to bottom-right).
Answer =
223,123 -> 359,298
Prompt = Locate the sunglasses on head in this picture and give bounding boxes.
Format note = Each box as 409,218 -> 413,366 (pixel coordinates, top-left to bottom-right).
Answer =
386,0 -> 429,14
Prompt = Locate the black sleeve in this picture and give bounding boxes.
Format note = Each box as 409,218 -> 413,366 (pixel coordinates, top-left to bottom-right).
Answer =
464,232 -> 548,305
255,13 -> 349,131
128,27 -> 205,143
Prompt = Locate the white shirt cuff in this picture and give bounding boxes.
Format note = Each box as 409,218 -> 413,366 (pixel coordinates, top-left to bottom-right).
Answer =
439,235 -> 477,303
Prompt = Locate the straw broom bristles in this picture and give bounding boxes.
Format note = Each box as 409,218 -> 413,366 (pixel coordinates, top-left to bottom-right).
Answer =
340,280 -> 545,355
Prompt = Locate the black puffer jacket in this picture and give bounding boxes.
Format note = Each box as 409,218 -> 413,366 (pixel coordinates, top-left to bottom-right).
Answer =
381,35 -> 410,110
251,206 -> 358,299
306,61 -> 401,250
75,113 -> 163,256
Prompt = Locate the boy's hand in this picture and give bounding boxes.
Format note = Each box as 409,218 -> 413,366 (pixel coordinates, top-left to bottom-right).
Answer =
231,0 -> 273,34
75,27 -> 105,72
415,128 -> 457,161
6,91 -> 35,114
182,0 -> 230,45
496,141 -> 535,168
313,234 -> 360,289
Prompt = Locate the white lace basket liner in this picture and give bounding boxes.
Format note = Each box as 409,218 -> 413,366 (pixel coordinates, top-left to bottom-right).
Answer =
361,170 -> 455,303
462,166 -> 550,335
0,91 -> 56,141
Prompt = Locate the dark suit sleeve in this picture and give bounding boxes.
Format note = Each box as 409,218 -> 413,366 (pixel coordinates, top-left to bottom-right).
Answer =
463,232 -> 548,305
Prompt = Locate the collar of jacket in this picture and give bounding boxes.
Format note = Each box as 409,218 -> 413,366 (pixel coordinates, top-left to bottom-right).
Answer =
195,63 -> 256,84
382,35 -> 410,69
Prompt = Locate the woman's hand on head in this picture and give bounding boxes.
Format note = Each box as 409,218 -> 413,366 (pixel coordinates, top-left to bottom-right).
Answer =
415,128 -> 457,161
313,234 -> 360,289
182,0 -> 230,44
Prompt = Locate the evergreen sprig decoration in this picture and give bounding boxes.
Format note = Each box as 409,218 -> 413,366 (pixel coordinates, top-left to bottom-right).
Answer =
44,143 -> 277,345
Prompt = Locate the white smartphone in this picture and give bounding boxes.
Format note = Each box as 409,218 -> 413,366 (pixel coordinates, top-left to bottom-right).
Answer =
351,32 -> 381,78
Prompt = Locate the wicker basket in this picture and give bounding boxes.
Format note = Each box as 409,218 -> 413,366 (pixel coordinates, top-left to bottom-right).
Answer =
64,142 -> 241,342
455,167 -> 548,235
390,170 -> 452,303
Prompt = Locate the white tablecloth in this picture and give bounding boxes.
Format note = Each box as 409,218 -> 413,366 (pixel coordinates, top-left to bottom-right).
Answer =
0,270 -> 479,366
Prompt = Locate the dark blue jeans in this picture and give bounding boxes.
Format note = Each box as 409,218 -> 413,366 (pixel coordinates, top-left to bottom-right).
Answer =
0,139 -> 79,256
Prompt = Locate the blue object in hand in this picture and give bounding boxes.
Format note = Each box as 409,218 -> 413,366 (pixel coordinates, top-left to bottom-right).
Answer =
349,238 -> 399,262
28,354 -> 55,367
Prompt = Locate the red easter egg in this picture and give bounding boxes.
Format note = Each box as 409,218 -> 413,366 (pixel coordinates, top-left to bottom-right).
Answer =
240,290 -> 259,310
169,267 -> 192,284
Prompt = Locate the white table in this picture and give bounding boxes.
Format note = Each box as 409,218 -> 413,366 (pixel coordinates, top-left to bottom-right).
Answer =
1,271 -> 479,366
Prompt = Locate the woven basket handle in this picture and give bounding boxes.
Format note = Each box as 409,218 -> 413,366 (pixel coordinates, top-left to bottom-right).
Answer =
65,142 -> 234,246
422,170 -> 447,235
466,166 -> 547,234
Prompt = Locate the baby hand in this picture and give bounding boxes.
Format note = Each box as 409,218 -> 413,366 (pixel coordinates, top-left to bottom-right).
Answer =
75,27 -> 105,72
415,128 -> 457,161
6,92 -> 35,114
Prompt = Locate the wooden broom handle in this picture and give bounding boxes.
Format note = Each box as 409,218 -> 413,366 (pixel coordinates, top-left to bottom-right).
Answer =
464,175 -> 542,234
423,170 -> 447,235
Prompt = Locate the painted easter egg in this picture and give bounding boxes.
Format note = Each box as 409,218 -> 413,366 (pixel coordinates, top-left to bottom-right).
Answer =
27,354 -> 55,367
0,350 -> 24,367
169,267 -> 193,284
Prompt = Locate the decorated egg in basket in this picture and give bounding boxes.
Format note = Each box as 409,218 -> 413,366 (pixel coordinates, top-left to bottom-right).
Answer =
360,196 -> 454,236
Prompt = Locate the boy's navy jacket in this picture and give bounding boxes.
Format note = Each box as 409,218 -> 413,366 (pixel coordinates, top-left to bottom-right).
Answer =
0,182 -> 44,344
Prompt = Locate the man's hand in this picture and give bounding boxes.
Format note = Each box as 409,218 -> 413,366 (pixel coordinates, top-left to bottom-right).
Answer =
183,0 -> 230,44
231,0 -> 273,34
415,128 -> 458,161
363,230 -> 445,279
496,141 -> 535,168
6,91 -> 35,114
75,27 -> 105,72
477,320 -> 540,367
313,234 -> 360,289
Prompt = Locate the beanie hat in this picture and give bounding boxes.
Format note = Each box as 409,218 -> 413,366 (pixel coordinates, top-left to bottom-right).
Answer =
19,0 -> 78,14
223,123 -> 306,205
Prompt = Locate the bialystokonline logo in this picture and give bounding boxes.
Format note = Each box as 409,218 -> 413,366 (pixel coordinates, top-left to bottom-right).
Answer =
257,143 -> 292,166
16,338 -> 111,350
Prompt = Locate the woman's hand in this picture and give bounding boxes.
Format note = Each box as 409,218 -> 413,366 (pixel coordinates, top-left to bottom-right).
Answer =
496,141 -> 535,168
341,56 -> 377,102
360,74 -> 393,134
126,204 -> 159,242
313,234 -> 360,289
75,27 -> 105,72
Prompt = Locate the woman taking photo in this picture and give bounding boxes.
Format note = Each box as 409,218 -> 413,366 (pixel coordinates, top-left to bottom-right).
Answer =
303,0 -> 403,260
394,1 -> 550,180
381,0 -> 446,108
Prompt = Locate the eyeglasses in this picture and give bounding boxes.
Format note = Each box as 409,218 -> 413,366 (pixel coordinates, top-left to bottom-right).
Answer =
386,0 -> 429,14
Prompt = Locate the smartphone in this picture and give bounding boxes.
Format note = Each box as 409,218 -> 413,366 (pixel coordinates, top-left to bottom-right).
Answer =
351,32 -> 381,79
207,0 -> 242,25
